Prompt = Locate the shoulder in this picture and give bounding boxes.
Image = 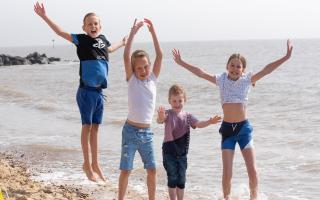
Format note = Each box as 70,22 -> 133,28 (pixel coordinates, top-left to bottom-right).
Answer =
215,72 -> 227,85
148,72 -> 157,82
71,33 -> 87,45
99,34 -> 111,46
242,72 -> 253,82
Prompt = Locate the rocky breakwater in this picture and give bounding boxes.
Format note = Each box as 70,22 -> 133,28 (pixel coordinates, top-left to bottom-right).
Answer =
0,52 -> 60,66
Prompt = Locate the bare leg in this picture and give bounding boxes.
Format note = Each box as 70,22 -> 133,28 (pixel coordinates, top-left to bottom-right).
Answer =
222,149 -> 235,199
81,124 -> 97,182
118,170 -> 131,200
147,168 -> 156,200
176,188 -> 184,200
90,124 -> 106,181
241,148 -> 258,200
168,188 -> 177,200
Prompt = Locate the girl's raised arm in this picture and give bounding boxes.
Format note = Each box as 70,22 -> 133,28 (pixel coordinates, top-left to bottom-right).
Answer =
251,40 -> 293,83
123,19 -> 144,81
144,18 -> 163,78
172,49 -> 216,84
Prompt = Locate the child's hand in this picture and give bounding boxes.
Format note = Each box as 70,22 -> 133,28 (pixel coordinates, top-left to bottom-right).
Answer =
34,2 -> 46,18
172,48 -> 183,66
144,18 -> 154,32
285,39 -> 293,59
130,19 -> 144,35
122,36 -> 128,46
209,115 -> 222,124
157,106 -> 167,123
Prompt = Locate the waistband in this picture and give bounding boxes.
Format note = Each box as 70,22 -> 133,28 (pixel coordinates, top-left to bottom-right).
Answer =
221,119 -> 249,126
79,85 -> 103,92
124,121 -> 151,132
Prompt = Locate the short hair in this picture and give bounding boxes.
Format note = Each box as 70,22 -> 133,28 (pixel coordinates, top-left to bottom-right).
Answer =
83,12 -> 99,24
227,53 -> 247,69
168,84 -> 187,102
131,50 -> 151,67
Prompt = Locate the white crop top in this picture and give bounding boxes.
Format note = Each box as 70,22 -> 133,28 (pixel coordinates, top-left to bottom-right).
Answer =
127,73 -> 157,124
215,72 -> 252,105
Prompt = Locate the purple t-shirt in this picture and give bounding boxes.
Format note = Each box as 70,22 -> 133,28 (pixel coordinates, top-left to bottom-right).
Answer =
162,109 -> 198,156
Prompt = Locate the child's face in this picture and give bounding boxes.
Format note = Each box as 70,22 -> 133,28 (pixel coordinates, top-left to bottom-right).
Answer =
169,94 -> 185,113
133,57 -> 151,80
82,15 -> 101,38
226,58 -> 244,80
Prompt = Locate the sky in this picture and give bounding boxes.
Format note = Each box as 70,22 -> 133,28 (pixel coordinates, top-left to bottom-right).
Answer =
1,0 -> 320,47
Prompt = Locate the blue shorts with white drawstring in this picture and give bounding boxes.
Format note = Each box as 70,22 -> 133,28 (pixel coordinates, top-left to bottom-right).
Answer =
76,87 -> 104,124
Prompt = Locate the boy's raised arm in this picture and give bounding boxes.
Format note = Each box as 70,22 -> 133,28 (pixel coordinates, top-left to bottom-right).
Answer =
107,36 -> 127,53
172,49 -> 216,84
251,39 -> 293,83
34,2 -> 72,42
123,19 -> 144,81
144,18 -> 163,78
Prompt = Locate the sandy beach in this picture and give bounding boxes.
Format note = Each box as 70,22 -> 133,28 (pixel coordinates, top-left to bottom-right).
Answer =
0,151 -> 164,200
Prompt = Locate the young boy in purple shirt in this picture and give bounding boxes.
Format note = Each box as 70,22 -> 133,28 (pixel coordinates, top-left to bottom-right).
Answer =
157,84 -> 221,200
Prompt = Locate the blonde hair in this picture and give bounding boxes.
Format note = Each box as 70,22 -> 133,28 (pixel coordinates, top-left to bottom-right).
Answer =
227,53 -> 247,70
168,84 -> 187,102
131,50 -> 151,67
83,12 -> 99,25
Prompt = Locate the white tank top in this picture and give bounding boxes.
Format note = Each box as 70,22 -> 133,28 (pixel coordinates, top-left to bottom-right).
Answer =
127,73 -> 157,124
215,72 -> 252,105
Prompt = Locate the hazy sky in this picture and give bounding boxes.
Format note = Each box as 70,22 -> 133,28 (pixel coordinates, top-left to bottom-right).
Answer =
1,0 -> 319,47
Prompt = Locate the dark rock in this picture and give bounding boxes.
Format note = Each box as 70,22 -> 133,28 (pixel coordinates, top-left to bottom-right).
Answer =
48,57 -> 61,62
0,52 -> 61,66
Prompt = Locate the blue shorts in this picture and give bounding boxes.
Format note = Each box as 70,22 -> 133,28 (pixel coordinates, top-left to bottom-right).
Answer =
76,87 -> 104,125
163,153 -> 187,189
119,122 -> 156,170
220,120 -> 253,150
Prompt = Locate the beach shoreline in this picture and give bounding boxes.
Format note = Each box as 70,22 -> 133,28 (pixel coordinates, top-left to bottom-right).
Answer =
0,151 -> 152,200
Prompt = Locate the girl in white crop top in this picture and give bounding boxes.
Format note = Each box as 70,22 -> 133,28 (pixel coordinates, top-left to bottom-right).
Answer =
172,40 -> 293,200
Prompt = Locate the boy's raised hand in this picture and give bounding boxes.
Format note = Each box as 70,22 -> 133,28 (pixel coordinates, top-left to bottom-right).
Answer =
286,39 -> 293,59
130,19 -> 144,35
172,48 -> 184,66
209,115 -> 222,124
157,106 -> 167,123
34,2 -> 46,18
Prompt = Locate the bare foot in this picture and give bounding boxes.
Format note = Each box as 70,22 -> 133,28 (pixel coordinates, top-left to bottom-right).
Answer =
92,164 -> 107,182
82,164 -> 97,182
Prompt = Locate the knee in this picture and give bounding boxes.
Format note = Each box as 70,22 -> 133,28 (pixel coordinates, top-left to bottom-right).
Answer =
120,170 -> 131,177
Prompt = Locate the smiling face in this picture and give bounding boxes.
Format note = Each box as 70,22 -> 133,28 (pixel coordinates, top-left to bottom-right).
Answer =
168,84 -> 187,113
82,13 -> 101,38
169,94 -> 185,113
226,54 -> 246,81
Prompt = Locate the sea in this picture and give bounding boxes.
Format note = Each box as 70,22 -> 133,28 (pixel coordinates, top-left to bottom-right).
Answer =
0,39 -> 319,199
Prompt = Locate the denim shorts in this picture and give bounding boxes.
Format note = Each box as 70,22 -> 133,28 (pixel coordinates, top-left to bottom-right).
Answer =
119,122 -> 156,170
76,87 -> 104,125
221,120 -> 253,150
163,153 -> 188,189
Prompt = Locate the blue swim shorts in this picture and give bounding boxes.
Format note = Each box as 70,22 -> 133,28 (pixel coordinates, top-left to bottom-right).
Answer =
163,153 -> 187,189
76,87 -> 104,125
220,120 -> 253,150
119,122 -> 156,170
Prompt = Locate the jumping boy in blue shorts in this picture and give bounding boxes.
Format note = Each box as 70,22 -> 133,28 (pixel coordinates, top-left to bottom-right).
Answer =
34,2 -> 127,182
